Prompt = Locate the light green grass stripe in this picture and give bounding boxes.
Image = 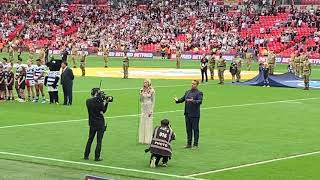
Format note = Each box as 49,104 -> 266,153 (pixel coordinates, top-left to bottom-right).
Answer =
0,97 -> 318,129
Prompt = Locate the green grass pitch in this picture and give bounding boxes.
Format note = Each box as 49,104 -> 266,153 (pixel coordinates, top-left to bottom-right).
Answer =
0,52 -> 320,180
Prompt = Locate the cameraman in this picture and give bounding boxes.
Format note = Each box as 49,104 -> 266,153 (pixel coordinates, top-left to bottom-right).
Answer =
84,88 -> 113,161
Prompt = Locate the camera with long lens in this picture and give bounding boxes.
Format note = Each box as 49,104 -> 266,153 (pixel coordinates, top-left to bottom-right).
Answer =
96,90 -> 113,103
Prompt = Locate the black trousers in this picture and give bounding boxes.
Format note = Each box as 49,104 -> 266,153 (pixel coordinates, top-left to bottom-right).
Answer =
150,153 -> 169,166
84,126 -> 105,159
48,91 -> 59,103
62,84 -> 72,105
185,116 -> 200,146
201,68 -> 208,82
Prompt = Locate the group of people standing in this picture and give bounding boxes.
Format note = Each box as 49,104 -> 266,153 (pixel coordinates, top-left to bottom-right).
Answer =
290,52 -> 312,90
199,52 -> 242,85
0,47 -> 75,104
84,78 -> 202,168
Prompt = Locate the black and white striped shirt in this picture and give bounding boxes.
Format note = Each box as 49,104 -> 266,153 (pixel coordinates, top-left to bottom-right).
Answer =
47,71 -> 60,86
34,65 -> 46,80
26,65 -> 36,80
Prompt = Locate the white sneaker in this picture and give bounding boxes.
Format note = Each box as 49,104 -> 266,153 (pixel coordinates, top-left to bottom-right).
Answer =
32,99 -> 38,103
41,100 -> 46,104
150,157 -> 156,168
263,85 -> 266,87
267,85 -> 270,87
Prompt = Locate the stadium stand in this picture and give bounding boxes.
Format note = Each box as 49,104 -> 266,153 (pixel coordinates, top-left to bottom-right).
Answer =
0,0 -> 320,57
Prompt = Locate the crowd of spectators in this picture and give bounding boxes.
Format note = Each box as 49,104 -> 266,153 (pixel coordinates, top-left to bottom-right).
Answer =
1,0 -> 320,57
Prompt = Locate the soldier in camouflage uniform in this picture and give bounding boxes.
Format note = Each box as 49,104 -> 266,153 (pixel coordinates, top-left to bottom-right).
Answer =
290,53 -> 296,73
235,55 -> 242,82
38,48 -> 45,63
123,55 -> 129,79
71,46 -> 78,68
104,45 -> 111,67
176,48 -> 182,69
300,54 -> 307,78
8,46 -> 14,62
267,51 -> 276,75
217,54 -> 226,84
302,54 -> 311,90
80,52 -> 86,76
245,52 -> 253,71
29,46 -> 35,61
294,53 -> 302,77
208,53 -> 216,80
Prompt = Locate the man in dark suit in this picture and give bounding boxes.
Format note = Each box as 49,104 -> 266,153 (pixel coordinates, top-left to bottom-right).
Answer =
61,62 -> 74,105
84,88 -> 113,161
174,80 -> 203,149
61,47 -> 69,63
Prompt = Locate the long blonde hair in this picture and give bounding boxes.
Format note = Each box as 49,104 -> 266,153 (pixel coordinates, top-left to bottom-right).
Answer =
142,79 -> 154,93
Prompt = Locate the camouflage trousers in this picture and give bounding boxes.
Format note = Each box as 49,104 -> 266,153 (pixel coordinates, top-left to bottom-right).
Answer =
269,64 -> 274,75
209,67 -> 214,80
80,63 -> 85,76
218,68 -> 225,84
123,65 -> 129,79
176,59 -> 181,69
236,70 -> 241,82
72,56 -> 77,68
303,71 -> 310,89
104,56 -> 108,67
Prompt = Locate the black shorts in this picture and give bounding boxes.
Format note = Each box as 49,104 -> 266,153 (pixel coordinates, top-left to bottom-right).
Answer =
20,82 -> 26,90
0,84 -> 5,91
7,84 -> 13,90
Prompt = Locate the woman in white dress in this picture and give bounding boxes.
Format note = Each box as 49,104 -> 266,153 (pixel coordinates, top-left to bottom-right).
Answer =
139,79 -> 155,144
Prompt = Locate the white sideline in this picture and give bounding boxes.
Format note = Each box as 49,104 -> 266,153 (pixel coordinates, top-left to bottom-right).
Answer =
0,97 -> 318,129
186,150 -> 320,177
0,151 -> 205,180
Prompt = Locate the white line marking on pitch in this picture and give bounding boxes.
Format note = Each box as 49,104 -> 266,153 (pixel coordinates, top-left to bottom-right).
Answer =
73,83 -> 212,93
0,151 -> 205,180
185,150 -> 320,177
0,97 -> 318,129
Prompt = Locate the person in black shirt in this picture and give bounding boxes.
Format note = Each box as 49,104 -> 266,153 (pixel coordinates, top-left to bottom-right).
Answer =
61,47 -> 69,62
229,60 -> 237,83
174,80 -> 203,149
84,88 -> 113,161
262,62 -> 270,87
200,54 -> 208,83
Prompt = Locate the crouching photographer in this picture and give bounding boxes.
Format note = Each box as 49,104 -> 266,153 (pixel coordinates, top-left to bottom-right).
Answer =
84,88 -> 113,161
145,119 -> 176,168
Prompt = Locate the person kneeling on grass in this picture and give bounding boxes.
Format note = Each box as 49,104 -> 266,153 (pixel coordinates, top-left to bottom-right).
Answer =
145,119 -> 176,168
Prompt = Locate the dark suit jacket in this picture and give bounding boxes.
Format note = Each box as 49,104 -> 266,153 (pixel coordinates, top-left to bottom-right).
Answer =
176,89 -> 203,118
61,67 -> 74,87
86,97 -> 109,129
